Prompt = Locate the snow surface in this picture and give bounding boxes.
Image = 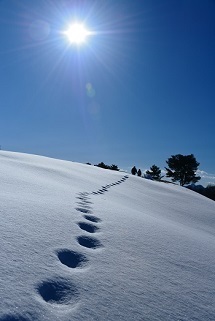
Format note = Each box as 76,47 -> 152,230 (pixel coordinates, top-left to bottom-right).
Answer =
0,151 -> 215,321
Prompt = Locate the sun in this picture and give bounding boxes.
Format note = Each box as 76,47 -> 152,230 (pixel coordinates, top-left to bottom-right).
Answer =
64,23 -> 91,45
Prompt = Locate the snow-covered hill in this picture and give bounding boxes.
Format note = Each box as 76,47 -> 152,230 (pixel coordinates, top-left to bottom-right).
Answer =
0,151 -> 214,321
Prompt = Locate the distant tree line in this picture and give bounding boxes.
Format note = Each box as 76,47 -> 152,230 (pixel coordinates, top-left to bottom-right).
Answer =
132,154 -> 200,185
95,162 -> 120,171
87,154 -> 214,201
187,184 -> 215,201
203,185 -> 215,201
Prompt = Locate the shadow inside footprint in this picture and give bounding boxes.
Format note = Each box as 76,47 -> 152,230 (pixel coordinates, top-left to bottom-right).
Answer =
78,222 -> 99,233
57,249 -> 88,268
77,196 -> 89,201
77,236 -> 102,249
76,207 -> 92,214
37,278 -> 79,305
77,200 -> 92,205
84,215 -> 101,223
76,203 -> 92,210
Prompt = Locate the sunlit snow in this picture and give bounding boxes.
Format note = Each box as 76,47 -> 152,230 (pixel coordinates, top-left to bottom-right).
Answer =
0,151 -> 214,321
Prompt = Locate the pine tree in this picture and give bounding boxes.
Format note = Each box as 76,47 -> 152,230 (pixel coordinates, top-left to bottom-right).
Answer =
110,164 -> 120,171
137,169 -> 142,177
146,165 -> 162,181
165,154 -> 200,186
96,162 -> 109,169
131,166 -> 137,175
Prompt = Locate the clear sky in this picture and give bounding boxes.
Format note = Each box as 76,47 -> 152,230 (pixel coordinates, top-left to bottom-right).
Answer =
0,0 -> 214,186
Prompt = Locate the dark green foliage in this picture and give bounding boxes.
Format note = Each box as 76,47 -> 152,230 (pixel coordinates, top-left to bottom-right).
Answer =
131,166 -> 137,175
110,164 -> 120,171
96,162 -> 119,171
165,154 -> 200,186
137,169 -> 142,177
187,184 -> 215,202
204,185 -> 215,201
96,162 -> 109,169
146,165 -> 162,181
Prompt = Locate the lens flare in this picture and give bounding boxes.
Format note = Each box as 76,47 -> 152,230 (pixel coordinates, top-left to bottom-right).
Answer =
86,83 -> 96,98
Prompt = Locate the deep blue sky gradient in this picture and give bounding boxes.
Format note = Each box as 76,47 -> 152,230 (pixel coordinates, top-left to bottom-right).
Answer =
0,0 -> 214,185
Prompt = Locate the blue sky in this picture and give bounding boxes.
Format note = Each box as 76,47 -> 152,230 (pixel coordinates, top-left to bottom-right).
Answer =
0,0 -> 214,186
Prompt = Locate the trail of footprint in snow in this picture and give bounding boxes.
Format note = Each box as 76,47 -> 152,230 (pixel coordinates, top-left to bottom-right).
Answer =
36,175 -> 128,314
89,175 -> 128,196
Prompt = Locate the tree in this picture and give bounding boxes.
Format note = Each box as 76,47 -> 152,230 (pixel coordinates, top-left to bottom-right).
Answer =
204,184 -> 215,201
96,162 -> 109,169
131,166 -> 137,175
137,169 -> 142,177
110,164 -> 119,171
146,165 -> 162,181
96,162 -> 120,171
165,154 -> 200,186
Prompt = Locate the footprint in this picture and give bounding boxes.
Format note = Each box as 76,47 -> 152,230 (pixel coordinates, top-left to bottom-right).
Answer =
77,196 -> 89,201
77,200 -> 92,205
77,222 -> 99,233
76,202 -> 92,210
79,192 -> 89,196
77,236 -> 103,249
84,215 -> 101,223
37,278 -> 79,305
57,249 -> 88,268
76,207 -> 92,214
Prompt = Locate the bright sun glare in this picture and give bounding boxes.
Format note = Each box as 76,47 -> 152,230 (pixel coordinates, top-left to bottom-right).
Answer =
64,23 -> 91,45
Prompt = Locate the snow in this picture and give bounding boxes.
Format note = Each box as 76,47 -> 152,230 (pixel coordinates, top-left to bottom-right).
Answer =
0,151 -> 215,321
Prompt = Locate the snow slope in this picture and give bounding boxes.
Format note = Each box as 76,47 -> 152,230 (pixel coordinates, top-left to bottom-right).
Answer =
0,151 -> 214,321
